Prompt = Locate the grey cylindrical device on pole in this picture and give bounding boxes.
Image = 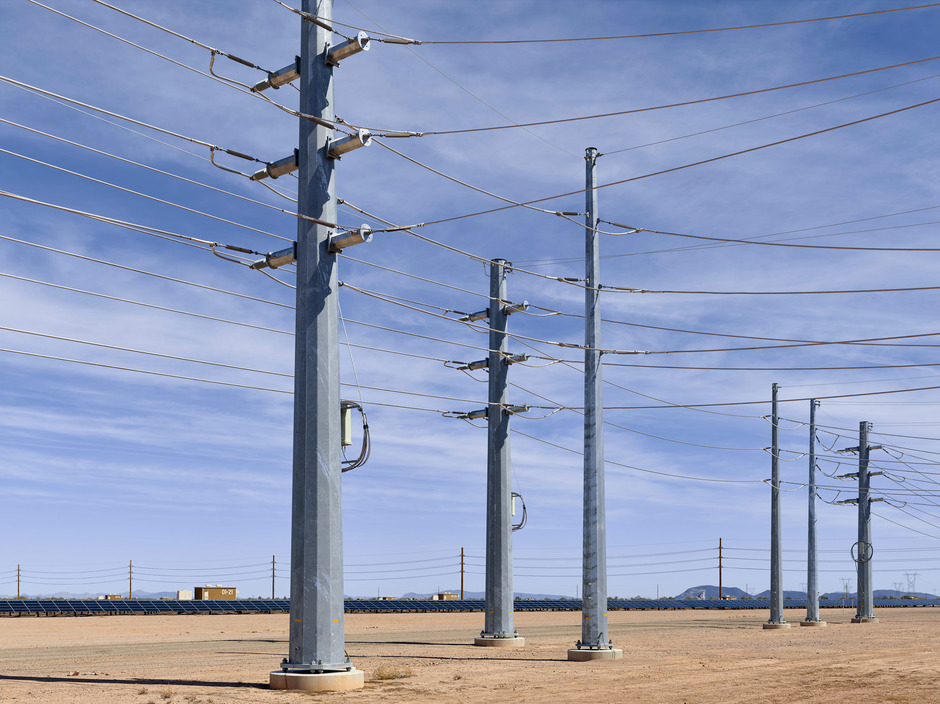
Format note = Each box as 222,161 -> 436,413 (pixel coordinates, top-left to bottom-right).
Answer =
475,259 -> 524,648
569,148 -> 622,660
853,421 -> 878,623
764,383 -> 789,628
802,400 -> 826,626
271,0 -> 363,691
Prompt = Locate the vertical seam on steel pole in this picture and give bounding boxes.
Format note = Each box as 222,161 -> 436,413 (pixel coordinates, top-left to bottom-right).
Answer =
769,382 -> 785,625
806,399 -> 821,622
579,147 -> 610,650
482,259 -> 515,639
286,0 -> 349,673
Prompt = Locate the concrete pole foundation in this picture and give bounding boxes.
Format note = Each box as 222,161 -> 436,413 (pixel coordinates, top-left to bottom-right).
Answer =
851,616 -> 880,624
270,670 -> 364,692
762,622 -> 791,630
474,636 -> 526,648
567,648 -> 624,661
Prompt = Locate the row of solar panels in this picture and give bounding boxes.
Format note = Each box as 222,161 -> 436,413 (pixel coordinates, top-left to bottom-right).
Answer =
2,597 -> 938,616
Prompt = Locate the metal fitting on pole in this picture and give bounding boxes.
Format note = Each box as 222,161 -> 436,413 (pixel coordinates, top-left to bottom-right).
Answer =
251,57 -> 301,92
329,225 -> 372,252
250,150 -> 300,181
504,301 -> 529,316
458,359 -> 489,371
327,129 -> 372,159
460,309 -> 489,323
326,32 -> 370,66
250,244 -> 297,270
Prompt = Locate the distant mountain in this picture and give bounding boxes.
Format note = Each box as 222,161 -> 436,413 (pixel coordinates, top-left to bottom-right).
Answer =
674,585 -> 750,600
395,591 -> 568,600
752,590 -> 807,600
821,589 -> 936,601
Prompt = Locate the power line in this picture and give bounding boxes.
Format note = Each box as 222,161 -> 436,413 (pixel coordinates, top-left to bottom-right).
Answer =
0,234 -> 291,309
341,316 -> 492,355
28,0 -> 260,87
0,147 -> 289,241
338,252 -> 491,301
85,0 -> 270,72
400,4 -> 940,45
0,189 -> 261,260
340,281 -> 645,355
0,271 -> 293,336
339,199 -> 593,291
509,427 -> 762,484
410,95 -> 940,229
0,116 -> 313,224
1,325 -> 292,378
372,137 -> 581,222
340,0 -> 578,158
602,71 -> 940,156
508,376 -> 766,452
393,55 -> 940,136
873,510 -> 940,540
284,3 -> 940,46
0,347 -> 291,395
31,0 -> 361,142
595,384 -> 940,411
0,74 -> 264,171
516,202 -> 940,265
634,226 -> 940,253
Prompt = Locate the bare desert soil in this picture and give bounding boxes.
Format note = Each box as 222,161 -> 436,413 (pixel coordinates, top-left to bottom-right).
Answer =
1,607 -> 938,703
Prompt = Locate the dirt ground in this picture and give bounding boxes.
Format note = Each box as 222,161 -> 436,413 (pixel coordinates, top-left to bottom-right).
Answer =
1,607 -> 937,703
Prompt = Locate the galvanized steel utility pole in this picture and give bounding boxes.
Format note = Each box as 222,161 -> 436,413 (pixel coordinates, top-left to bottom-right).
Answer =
569,148 -> 621,660
852,421 -> 880,623
718,538 -> 723,600
802,400 -> 826,626
263,0 -> 369,691
286,0 -> 347,679
475,259 -> 525,648
764,383 -> 789,629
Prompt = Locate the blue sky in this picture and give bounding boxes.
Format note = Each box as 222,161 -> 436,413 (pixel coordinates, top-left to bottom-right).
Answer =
2,0 -> 940,600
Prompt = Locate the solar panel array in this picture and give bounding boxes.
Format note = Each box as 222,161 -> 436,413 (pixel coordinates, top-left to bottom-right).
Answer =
1,597 -> 937,616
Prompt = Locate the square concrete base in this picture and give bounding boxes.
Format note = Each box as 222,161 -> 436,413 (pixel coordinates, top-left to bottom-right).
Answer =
269,669 -> 364,692
762,622 -> 791,630
851,617 -> 880,623
567,648 -> 623,661
800,620 -> 827,627
474,636 -> 526,648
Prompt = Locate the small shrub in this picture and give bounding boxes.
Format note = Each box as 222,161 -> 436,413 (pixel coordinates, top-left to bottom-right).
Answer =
138,688 -> 149,695
160,689 -> 174,700
373,665 -> 414,681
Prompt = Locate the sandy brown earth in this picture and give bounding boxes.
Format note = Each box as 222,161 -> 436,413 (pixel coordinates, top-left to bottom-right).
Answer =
1,607 -> 938,703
